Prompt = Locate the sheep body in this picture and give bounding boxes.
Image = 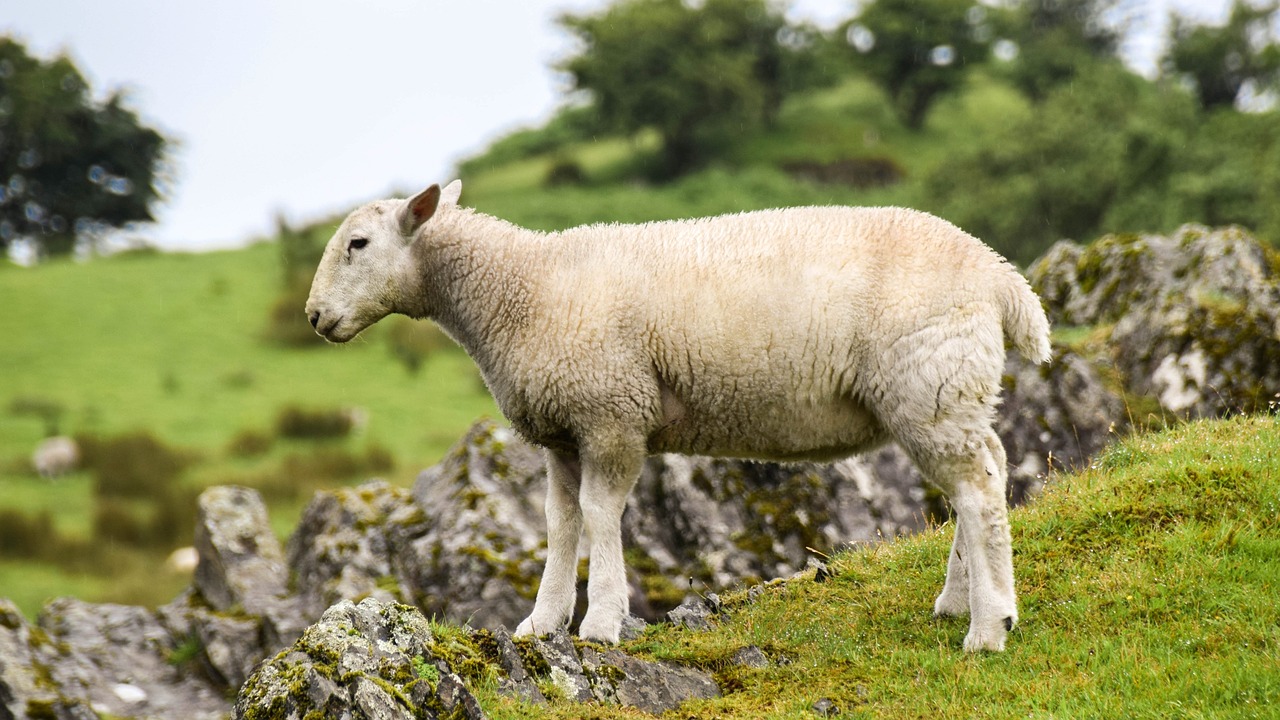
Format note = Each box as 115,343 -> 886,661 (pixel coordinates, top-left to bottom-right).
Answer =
32,436 -> 79,479
306,182 -> 1050,652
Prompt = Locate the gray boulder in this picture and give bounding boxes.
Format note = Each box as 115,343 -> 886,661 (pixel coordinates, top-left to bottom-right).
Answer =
1030,225 -> 1280,418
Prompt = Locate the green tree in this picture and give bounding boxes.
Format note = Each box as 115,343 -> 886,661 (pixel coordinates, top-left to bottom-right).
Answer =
0,37 -> 168,258
998,0 -> 1124,101
558,0 -> 821,177
840,0 -> 990,130
1166,0 -> 1280,110
924,65 -> 1199,264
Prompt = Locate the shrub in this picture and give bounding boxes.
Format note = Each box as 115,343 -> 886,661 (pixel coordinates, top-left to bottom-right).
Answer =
386,316 -> 453,375
226,429 -> 273,458
93,498 -> 149,546
0,508 -> 55,559
264,281 -> 327,348
78,431 -> 193,499
276,405 -> 353,440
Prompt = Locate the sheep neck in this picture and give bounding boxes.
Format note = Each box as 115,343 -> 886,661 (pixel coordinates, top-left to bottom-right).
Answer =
401,209 -> 538,371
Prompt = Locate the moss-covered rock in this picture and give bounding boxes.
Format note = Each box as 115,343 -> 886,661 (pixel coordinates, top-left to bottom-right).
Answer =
1030,224 -> 1280,418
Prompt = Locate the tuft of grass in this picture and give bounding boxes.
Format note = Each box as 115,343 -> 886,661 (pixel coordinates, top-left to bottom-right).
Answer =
475,416 -> 1279,719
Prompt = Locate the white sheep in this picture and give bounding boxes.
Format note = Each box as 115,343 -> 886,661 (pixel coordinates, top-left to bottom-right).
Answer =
306,181 -> 1051,652
32,436 -> 79,479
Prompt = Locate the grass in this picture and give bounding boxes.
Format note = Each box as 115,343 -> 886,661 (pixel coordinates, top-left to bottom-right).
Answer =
469,415 -> 1279,718
0,242 -> 498,615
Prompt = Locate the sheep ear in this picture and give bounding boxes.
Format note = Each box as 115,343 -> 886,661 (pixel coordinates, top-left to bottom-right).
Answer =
440,179 -> 462,207
399,185 -> 441,238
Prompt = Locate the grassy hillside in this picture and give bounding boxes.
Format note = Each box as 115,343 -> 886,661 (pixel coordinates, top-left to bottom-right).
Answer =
468,415 -> 1278,719
0,243 -> 498,615
457,74 -> 1031,237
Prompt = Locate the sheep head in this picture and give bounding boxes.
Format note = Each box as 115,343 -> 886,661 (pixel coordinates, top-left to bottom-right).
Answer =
306,180 -> 462,342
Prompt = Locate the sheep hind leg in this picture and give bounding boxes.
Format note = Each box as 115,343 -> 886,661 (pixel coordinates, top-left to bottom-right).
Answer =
913,431 -> 1017,652
576,440 -> 644,644
933,519 -> 970,618
516,450 -> 583,638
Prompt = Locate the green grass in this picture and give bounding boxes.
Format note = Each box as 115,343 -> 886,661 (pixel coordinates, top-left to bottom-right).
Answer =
470,415 -> 1279,718
0,243 -> 498,615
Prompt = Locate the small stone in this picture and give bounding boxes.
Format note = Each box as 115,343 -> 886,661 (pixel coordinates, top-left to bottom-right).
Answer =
729,645 -> 769,668
618,614 -> 649,641
666,596 -> 714,631
807,558 -> 832,583
812,697 -> 839,716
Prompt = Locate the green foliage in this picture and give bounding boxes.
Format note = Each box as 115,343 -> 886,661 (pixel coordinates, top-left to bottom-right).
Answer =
275,405 -> 353,440
385,316 -> 454,375
0,37 -> 169,257
265,214 -> 337,348
77,431 -> 193,499
457,106 -> 604,177
558,0 -> 825,177
1166,0 -> 1280,110
998,0 -> 1124,100
923,65 -> 1204,263
841,0 -> 992,129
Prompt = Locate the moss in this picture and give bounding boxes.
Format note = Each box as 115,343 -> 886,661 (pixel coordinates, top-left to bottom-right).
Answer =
512,635 -> 552,677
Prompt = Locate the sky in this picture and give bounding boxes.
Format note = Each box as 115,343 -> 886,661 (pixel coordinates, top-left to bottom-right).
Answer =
3,0 -> 1233,252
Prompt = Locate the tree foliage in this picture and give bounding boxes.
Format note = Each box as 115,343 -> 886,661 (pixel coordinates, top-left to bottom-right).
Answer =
0,36 -> 169,258
998,0 -> 1124,100
924,62 -> 1280,264
1166,0 -> 1280,110
840,0 -> 992,129
558,0 -> 826,178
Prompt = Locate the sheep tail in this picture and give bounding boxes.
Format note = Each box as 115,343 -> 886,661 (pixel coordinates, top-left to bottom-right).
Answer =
999,269 -> 1052,364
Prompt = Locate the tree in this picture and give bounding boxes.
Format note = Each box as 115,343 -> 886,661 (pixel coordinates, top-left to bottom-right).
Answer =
0,37 -> 169,258
840,0 -> 990,130
998,0 -> 1124,101
558,0 -> 821,178
1166,0 -> 1280,110
923,65 -> 1200,264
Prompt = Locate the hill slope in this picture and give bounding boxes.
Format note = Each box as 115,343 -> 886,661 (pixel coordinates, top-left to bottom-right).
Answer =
235,414 -> 1280,719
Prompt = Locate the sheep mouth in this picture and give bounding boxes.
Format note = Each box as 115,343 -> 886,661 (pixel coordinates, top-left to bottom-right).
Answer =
319,316 -> 352,343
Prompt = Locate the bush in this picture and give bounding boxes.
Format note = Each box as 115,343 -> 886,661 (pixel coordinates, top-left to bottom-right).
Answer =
386,316 -> 453,374
78,431 -> 193,500
226,429 -> 273,458
276,405 -> 353,440
0,508 -> 56,559
264,281 -> 327,348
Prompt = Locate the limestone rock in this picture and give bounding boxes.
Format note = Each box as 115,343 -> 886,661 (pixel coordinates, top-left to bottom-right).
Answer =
1031,225 -> 1280,418
194,485 -> 289,615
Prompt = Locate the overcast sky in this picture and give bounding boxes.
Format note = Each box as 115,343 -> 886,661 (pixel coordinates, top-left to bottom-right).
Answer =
3,0 -> 1231,252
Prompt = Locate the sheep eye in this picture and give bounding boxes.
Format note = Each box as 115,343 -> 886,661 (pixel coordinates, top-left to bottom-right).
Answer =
348,238 -> 369,251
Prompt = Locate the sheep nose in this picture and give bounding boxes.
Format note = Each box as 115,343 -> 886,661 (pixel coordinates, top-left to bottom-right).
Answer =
309,310 -> 321,328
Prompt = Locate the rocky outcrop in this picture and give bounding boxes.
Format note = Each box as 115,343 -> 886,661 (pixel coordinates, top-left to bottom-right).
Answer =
233,597 -> 720,719
1030,225 -> 1280,418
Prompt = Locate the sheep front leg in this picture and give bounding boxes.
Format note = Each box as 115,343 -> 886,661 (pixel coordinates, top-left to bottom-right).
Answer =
516,450 -> 583,637
576,441 -> 644,644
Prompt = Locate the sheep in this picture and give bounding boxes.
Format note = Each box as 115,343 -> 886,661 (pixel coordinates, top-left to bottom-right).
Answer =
32,435 -> 79,479
306,180 -> 1051,652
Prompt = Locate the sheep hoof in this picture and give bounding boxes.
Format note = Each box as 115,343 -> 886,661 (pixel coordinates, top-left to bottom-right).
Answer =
932,592 -> 969,618
962,628 -> 1007,653
577,616 -> 622,644
513,617 -> 538,638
